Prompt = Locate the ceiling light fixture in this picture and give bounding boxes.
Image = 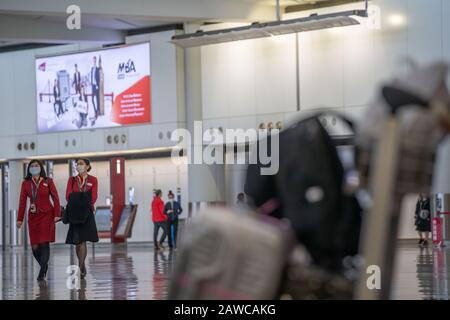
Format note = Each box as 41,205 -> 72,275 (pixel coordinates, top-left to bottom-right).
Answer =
171,0 -> 368,48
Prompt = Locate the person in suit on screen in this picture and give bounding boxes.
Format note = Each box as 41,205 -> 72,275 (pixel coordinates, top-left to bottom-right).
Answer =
90,56 -> 100,125
72,64 -> 81,95
53,79 -> 64,117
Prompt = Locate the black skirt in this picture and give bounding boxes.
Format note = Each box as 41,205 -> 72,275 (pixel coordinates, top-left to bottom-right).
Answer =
416,219 -> 431,232
66,212 -> 99,244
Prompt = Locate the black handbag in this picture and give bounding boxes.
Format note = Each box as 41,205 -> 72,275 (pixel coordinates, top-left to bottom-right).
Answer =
65,177 -> 92,225
61,206 -> 69,224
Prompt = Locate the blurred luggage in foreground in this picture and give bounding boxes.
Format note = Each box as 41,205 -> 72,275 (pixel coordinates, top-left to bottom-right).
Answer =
169,60 -> 450,300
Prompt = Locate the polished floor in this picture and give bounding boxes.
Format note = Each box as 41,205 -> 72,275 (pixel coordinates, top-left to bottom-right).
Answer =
0,242 -> 449,300
0,243 -> 175,300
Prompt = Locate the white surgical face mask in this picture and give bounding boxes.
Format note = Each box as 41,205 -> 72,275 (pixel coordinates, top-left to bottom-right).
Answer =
76,165 -> 86,174
29,167 -> 40,177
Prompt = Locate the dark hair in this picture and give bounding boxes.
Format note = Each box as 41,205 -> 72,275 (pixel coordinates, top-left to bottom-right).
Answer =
154,189 -> 162,197
168,190 -> 174,197
76,158 -> 92,172
25,160 -> 47,181
237,192 -> 245,200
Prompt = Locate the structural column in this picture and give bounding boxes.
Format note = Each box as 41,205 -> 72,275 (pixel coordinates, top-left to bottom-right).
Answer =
184,23 -> 225,212
110,157 -> 125,243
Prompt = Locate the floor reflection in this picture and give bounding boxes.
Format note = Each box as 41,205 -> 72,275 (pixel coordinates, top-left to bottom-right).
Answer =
1,243 -> 175,300
3,242 -> 450,300
392,242 -> 450,300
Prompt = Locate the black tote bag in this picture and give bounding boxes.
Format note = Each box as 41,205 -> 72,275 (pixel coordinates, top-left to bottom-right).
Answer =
66,177 -> 92,225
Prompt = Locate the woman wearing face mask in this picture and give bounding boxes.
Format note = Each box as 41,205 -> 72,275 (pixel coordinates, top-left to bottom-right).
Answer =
65,158 -> 99,279
17,160 -> 61,281
164,190 -> 182,250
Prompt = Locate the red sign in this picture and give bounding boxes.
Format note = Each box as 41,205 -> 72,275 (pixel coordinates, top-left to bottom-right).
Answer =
432,217 -> 443,245
111,76 -> 151,125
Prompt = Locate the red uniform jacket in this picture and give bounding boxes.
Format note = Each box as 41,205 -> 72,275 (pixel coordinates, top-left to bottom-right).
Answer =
65,175 -> 98,210
151,197 -> 166,222
17,177 -> 61,245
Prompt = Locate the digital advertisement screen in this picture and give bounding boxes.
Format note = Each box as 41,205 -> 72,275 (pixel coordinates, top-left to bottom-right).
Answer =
35,42 -> 151,133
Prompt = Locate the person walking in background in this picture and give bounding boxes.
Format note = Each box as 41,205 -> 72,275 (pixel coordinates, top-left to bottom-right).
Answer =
152,189 -> 167,251
65,158 -> 99,279
164,190 -> 182,250
236,192 -> 246,208
415,193 -> 431,247
16,160 -> 61,281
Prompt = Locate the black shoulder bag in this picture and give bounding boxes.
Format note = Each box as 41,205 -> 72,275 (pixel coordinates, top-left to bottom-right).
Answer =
65,176 -> 92,225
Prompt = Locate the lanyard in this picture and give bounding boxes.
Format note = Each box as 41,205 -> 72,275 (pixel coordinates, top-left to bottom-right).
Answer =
421,200 -> 427,211
31,178 -> 41,203
77,175 -> 88,192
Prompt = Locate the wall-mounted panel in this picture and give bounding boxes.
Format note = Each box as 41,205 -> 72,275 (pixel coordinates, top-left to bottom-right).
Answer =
254,34 -> 297,115
407,0 -> 443,64
36,133 -> 59,156
372,0 -> 408,84
12,50 -> 36,136
81,130 -> 105,153
201,43 -> 230,119
58,131 -> 83,154
152,122 -> 180,148
103,127 -> 129,152
298,30 -> 344,110
128,124 -> 153,150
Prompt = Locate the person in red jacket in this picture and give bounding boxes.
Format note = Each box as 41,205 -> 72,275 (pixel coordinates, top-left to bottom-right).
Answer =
17,159 -> 61,281
65,158 -> 99,279
152,189 -> 167,250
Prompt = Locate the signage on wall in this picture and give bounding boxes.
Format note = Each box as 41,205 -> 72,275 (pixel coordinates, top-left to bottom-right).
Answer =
35,42 -> 151,133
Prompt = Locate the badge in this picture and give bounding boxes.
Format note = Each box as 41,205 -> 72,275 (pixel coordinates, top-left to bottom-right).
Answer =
30,204 -> 37,214
420,210 -> 430,219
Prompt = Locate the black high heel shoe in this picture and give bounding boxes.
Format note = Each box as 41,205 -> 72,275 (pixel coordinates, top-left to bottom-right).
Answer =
80,265 -> 87,279
37,264 -> 48,281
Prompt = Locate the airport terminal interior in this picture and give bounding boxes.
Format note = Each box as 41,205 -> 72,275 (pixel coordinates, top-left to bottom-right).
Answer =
0,0 -> 450,301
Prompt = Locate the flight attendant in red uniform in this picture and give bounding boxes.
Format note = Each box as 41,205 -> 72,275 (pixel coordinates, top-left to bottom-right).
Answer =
65,158 -> 99,279
16,160 -> 61,281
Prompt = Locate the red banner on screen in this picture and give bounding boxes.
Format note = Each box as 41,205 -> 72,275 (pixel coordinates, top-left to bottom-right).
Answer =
111,76 -> 151,125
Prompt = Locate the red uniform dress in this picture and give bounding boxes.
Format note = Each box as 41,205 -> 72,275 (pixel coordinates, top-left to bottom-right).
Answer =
17,177 -> 61,245
65,174 -> 98,207
65,174 -> 99,244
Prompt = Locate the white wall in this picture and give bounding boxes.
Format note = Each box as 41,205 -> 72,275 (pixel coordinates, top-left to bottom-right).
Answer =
200,0 -> 450,238
125,157 -> 188,242
0,30 -> 184,160
200,0 -> 450,128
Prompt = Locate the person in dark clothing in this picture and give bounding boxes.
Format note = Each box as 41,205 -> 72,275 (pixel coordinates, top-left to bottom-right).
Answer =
53,79 -> 63,117
164,190 -> 182,250
236,192 -> 246,208
415,193 -> 431,246
152,189 -> 167,250
90,56 -> 100,124
73,64 -> 81,95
